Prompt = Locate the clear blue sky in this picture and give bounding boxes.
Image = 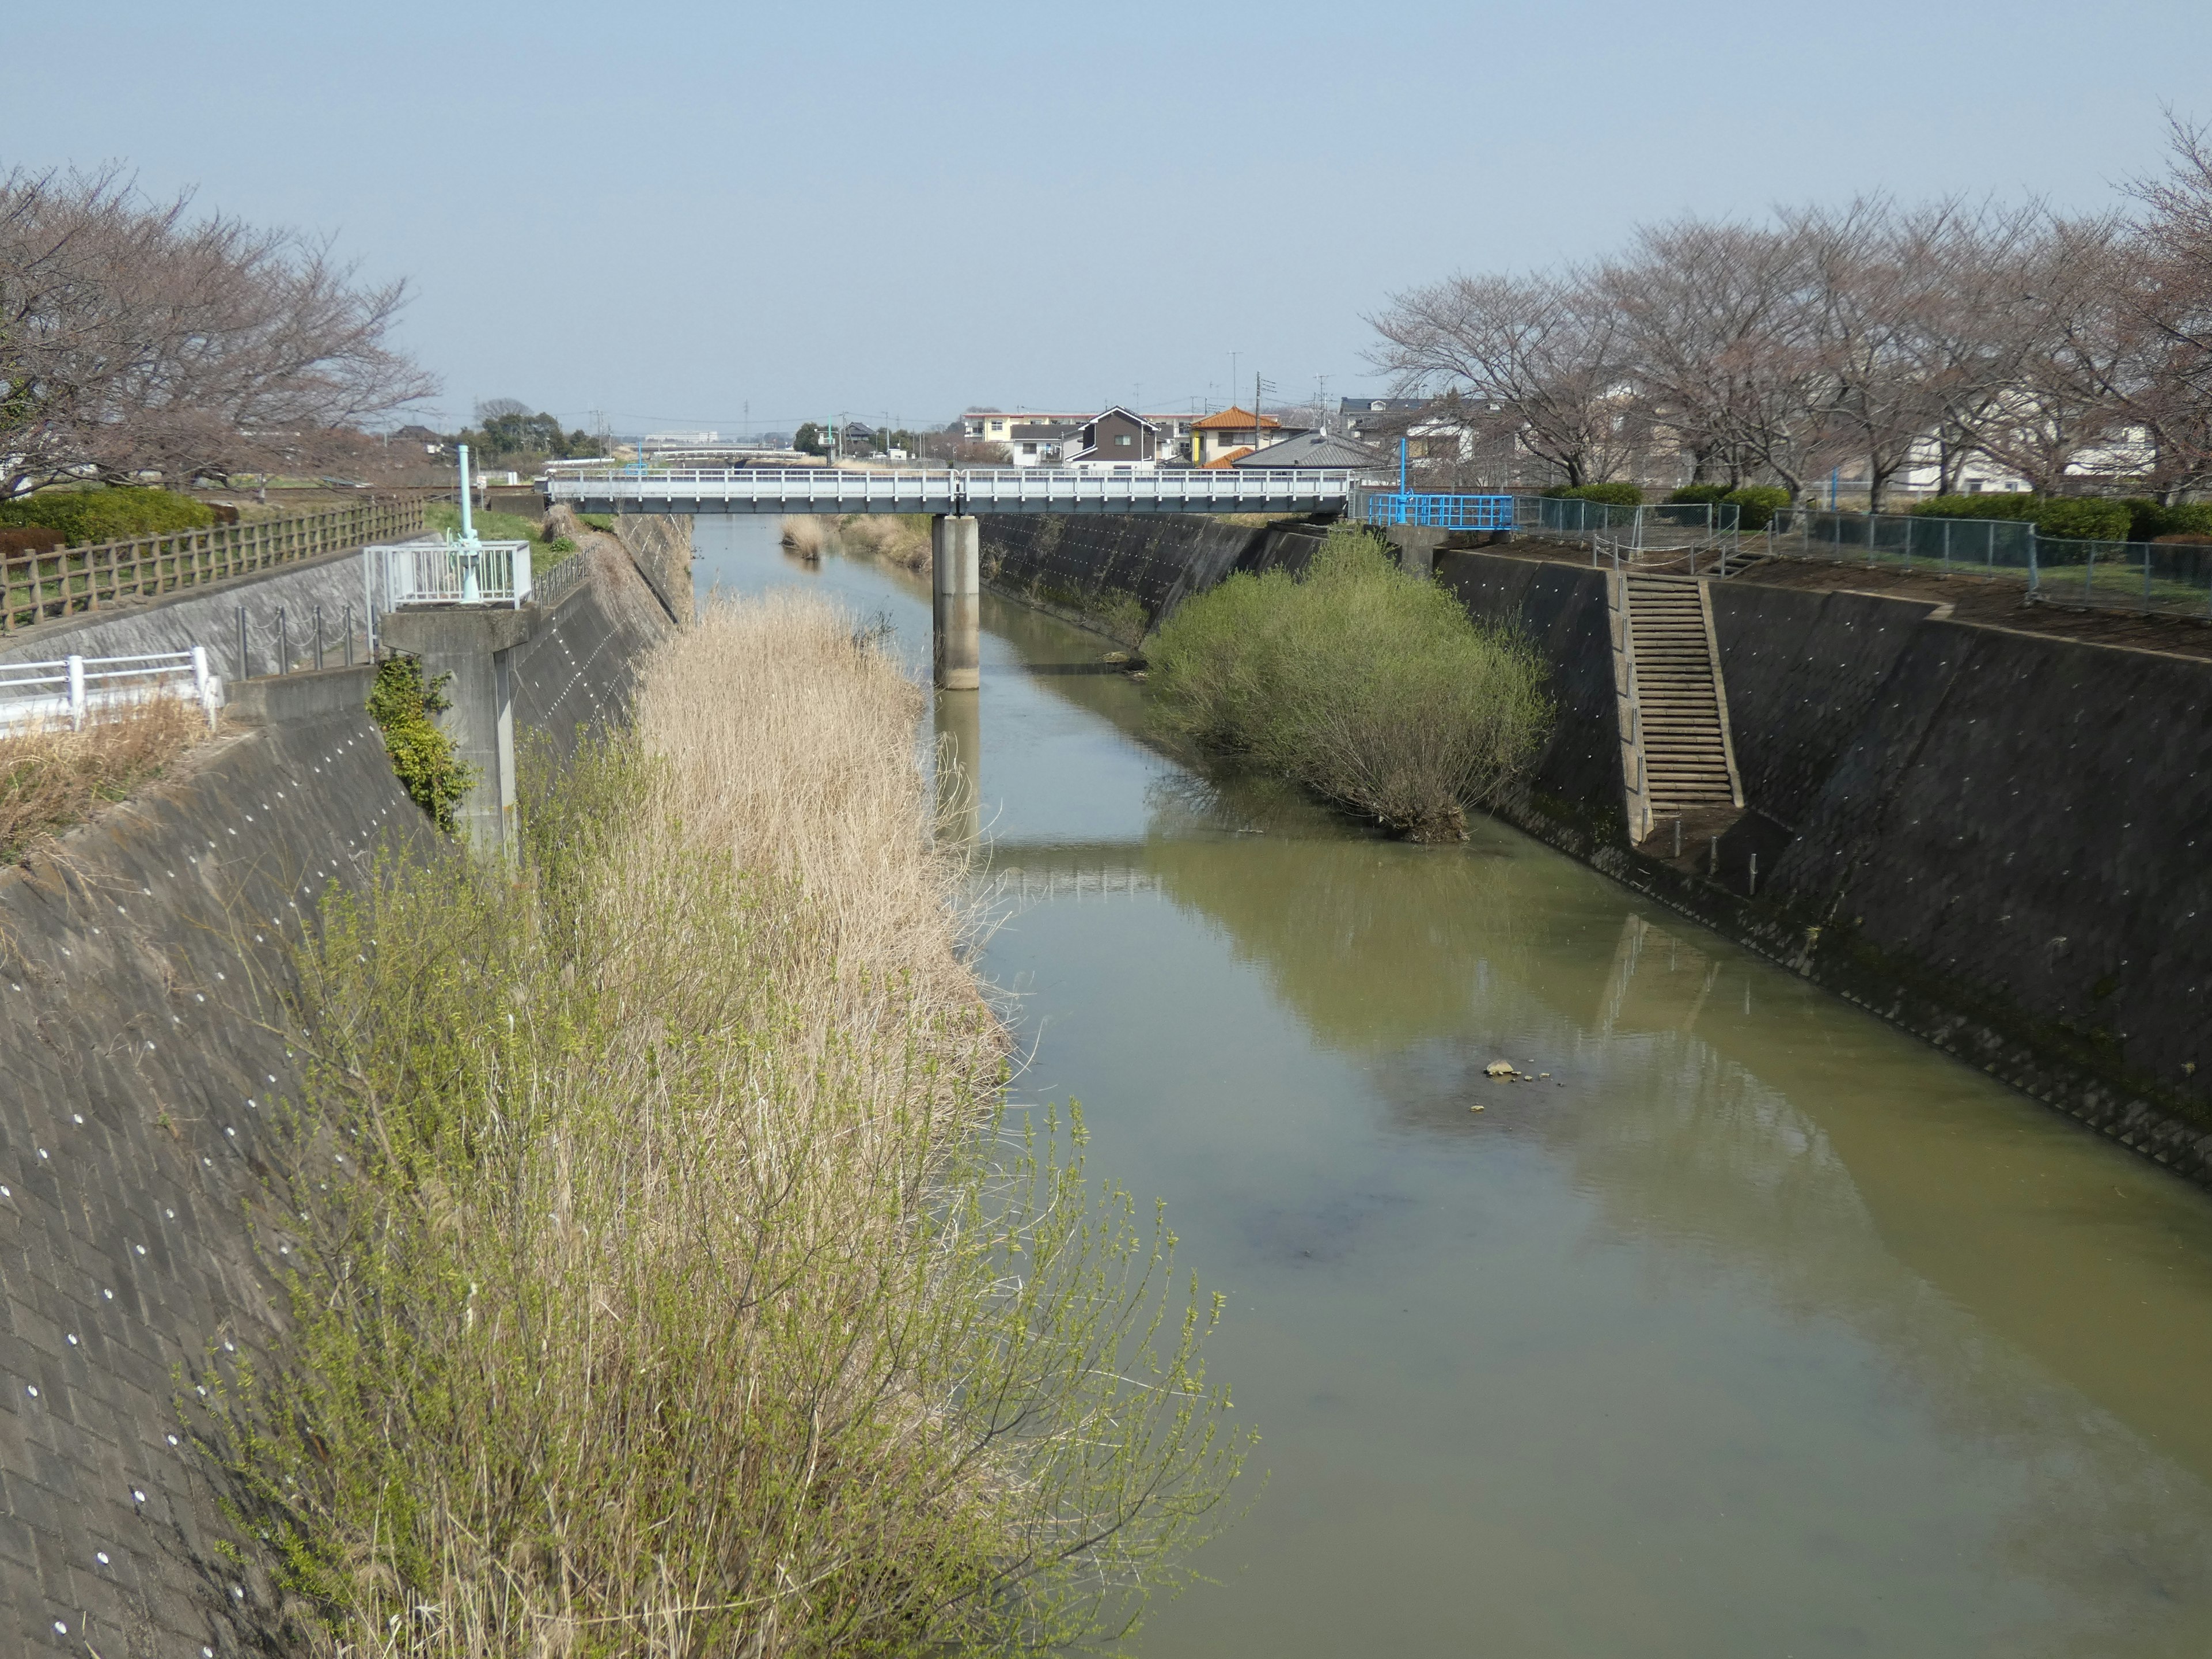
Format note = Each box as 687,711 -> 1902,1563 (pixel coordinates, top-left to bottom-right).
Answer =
6,0 -> 2209,435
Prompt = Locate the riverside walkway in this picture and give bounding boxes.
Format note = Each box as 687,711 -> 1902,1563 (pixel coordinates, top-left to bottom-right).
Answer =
544,466 -> 1358,516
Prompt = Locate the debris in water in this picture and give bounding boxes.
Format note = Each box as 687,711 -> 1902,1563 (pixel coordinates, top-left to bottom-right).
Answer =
1471,1103 -> 1485,1112
1484,1060 -> 1516,1078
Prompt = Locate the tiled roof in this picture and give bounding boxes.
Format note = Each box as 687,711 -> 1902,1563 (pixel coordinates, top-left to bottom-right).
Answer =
1192,406 -> 1280,431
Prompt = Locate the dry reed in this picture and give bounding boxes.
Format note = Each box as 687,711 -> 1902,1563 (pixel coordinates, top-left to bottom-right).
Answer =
0,698 -> 210,864
778,514 -> 830,560
836,514 -> 932,573
221,590 -> 1245,1657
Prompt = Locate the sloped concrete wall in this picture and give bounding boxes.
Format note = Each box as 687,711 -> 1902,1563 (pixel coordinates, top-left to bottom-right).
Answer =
0,548 -> 379,680
976,514 -> 1329,622
1440,548 -> 2212,1183
0,557 -> 669,1653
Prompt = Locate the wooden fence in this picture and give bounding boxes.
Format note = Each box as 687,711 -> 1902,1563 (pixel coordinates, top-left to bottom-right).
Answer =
2,495 -> 433,634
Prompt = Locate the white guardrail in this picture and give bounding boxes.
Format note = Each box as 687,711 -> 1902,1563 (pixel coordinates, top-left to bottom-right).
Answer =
373,539 -> 536,607
544,467 -> 1362,515
0,647 -> 224,734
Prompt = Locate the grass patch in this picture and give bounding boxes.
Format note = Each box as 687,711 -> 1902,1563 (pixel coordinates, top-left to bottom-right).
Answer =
207,591 -> 1248,1655
0,700 -> 210,864
425,502 -> 540,542
1146,528 -> 1551,842
366,656 -> 474,832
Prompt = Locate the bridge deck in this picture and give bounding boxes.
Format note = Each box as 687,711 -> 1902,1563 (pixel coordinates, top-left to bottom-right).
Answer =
544,467 -> 1360,516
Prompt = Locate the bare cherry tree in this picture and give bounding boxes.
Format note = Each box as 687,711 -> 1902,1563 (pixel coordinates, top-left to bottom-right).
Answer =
1367,271 -> 1641,487
2122,115 -> 2212,496
1,166 -> 435,497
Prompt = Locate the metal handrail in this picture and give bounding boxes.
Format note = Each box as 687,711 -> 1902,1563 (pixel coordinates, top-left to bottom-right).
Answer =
0,646 -> 222,732
546,467 -> 1358,514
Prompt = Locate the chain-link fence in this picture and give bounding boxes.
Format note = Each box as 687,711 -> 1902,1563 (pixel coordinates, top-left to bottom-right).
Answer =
1760,510 -> 2212,618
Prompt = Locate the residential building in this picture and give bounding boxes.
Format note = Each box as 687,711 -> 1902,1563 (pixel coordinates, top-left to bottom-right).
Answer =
963,409 -> 1199,460
1231,431 -> 1385,471
1005,421 -> 1081,466
1192,406 -> 1287,467
1062,407 -> 1161,471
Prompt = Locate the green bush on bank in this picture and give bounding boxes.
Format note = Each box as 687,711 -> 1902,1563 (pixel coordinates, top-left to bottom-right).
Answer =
1908,493 -> 2133,542
1724,486 -> 1789,532
2116,498 -> 2212,541
0,486 -> 214,544
1541,481 -> 1643,506
366,655 -> 475,832
1146,529 -> 1552,842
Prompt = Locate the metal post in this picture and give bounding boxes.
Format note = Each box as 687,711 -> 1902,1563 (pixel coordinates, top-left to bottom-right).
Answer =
458,442 -> 475,541
1748,852 -> 1758,896
276,607 -> 289,673
314,604 -> 325,671
1943,518 -> 1951,575
2028,525 -> 2040,595
65,655 -> 85,730
237,606 -> 249,681
343,604 -> 355,666
190,645 -> 218,730
1710,835 -> 1719,876
1399,435 -> 1408,494
1673,817 -> 1683,858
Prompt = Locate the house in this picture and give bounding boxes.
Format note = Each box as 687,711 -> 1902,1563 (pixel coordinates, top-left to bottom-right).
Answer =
1192,406 -> 1286,467
1062,407 -> 1161,471
963,409 -> 1199,461
392,423 -> 448,456
1005,421 -> 1081,466
1338,398 -> 1431,443
1231,431 -> 1385,471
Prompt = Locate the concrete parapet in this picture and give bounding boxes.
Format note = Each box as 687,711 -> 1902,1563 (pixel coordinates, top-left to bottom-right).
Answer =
379,605 -> 541,860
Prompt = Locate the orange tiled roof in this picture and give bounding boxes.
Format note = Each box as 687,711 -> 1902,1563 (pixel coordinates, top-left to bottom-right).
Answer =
1192,406 -> 1280,430
1200,447 -> 1257,468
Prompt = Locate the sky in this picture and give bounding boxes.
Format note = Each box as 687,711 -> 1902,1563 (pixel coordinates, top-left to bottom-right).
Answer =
6,0 -> 2210,438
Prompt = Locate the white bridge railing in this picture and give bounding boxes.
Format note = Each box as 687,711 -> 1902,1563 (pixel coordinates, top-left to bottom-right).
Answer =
545,467 -> 1361,516
0,647 -> 223,734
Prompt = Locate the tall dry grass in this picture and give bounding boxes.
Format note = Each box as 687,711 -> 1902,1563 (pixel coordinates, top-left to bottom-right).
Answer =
217,591 -> 1245,1658
0,698 -> 211,864
836,514 -> 932,573
778,514 -> 830,559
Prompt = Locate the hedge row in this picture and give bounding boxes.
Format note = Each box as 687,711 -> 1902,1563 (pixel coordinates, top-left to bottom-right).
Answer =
0,487 -> 215,545
1905,493 -> 2212,543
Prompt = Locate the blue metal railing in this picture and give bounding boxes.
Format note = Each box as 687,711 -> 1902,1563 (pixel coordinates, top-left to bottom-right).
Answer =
1363,493 -> 1517,531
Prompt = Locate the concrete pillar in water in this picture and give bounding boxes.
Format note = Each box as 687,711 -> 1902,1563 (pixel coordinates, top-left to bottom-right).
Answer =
932,514 -> 980,690
378,605 -> 537,862
933,688 -> 982,846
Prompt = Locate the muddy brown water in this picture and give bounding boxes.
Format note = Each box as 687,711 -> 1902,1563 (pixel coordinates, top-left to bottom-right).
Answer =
698,518 -> 2212,1658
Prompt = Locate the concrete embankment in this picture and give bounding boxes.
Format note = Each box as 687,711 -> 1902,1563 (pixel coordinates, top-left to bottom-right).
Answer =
0,546 -> 670,1654
1441,549 -> 2212,1182
976,512 -> 1332,624
966,510 -> 2212,1185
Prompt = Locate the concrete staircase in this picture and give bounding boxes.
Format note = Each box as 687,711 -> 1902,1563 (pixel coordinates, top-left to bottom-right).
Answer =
1615,575 -> 1743,842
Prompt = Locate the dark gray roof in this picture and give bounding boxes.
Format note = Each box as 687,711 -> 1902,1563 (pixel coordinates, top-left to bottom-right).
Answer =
1232,431 -> 1384,469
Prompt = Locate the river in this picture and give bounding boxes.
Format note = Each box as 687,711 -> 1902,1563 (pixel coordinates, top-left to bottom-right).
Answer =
695,517 -> 2212,1658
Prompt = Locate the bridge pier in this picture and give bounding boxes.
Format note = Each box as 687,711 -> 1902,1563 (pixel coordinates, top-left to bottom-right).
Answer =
932,514 -> 980,691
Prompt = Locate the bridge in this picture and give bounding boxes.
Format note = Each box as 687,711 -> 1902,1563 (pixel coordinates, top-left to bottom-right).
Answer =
543,466 -> 1359,517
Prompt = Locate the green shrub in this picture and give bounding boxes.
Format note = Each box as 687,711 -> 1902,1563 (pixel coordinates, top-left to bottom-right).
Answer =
1665,484 -> 1734,507
1147,529 -> 1552,842
366,655 -> 475,833
1724,486 -> 1790,533
0,486 -> 214,544
1911,492 -> 2040,521
1909,492 -> 2131,541
2032,497 -> 2132,541
2118,498 -> 2212,541
1092,587 -> 1150,651
1541,481 -> 1643,506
